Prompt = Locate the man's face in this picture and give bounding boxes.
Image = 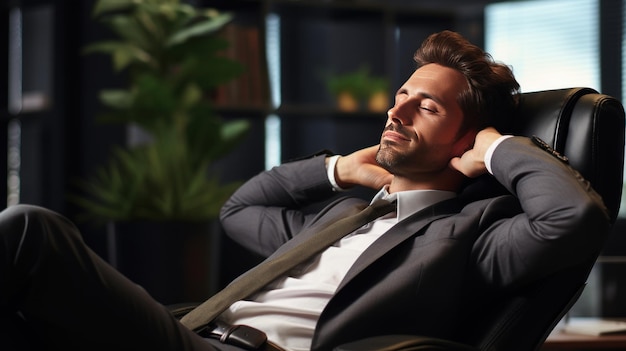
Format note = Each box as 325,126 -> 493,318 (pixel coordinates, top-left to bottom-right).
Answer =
376,63 -> 473,179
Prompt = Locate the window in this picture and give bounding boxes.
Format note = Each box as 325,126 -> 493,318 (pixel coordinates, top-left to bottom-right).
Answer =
485,0 -> 599,93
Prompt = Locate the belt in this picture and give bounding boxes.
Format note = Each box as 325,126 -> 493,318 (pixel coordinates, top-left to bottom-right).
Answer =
200,321 -> 285,351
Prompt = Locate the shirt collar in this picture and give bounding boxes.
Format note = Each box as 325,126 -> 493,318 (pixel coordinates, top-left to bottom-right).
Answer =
371,186 -> 457,222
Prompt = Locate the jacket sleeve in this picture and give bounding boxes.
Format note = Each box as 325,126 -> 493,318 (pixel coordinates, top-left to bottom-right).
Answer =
219,154 -> 344,257
470,136 -> 610,288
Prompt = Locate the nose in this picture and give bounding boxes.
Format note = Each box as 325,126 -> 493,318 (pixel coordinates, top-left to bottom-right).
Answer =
387,102 -> 411,126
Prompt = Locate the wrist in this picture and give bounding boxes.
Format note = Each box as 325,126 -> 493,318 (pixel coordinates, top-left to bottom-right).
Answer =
484,135 -> 514,174
326,155 -> 347,191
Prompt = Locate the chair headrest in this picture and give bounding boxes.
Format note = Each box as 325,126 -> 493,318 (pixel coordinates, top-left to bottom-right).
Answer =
504,87 -> 625,223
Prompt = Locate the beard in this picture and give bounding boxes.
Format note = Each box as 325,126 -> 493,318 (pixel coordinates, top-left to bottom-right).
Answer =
375,123 -> 415,175
375,142 -> 412,175
375,122 -> 458,178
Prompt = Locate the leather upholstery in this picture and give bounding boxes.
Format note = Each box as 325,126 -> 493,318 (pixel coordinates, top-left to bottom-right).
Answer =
336,88 -> 625,351
509,87 -> 625,222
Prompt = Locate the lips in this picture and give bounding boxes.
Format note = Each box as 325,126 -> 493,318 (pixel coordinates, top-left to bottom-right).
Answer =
382,124 -> 412,142
383,131 -> 410,142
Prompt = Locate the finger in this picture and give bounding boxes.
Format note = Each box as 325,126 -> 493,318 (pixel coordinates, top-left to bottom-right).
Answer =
449,157 -> 464,174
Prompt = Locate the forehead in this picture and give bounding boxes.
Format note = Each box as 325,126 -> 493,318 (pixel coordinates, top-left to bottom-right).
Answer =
405,63 -> 467,107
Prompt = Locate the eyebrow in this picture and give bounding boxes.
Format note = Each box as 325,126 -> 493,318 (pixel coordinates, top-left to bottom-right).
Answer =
417,91 -> 444,106
396,88 -> 444,106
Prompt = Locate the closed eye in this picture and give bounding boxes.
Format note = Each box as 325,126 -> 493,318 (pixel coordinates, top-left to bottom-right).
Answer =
420,106 -> 437,113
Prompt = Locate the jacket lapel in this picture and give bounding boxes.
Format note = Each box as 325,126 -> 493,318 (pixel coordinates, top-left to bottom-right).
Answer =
337,197 -> 463,290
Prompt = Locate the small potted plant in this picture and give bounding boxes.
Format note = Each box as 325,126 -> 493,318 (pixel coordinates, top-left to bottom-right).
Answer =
366,76 -> 390,112
326,66 -> 390,113
326,67 -> 370,112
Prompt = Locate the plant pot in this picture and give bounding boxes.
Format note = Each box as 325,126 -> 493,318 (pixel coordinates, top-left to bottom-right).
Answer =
336,91 -> 360,112
106,220 -> 220,305
368,91 -> 389,112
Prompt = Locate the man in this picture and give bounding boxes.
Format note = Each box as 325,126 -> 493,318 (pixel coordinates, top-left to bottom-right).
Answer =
0,31 -> 609,351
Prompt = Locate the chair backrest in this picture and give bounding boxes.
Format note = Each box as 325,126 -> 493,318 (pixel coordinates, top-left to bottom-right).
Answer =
457,87 -> 625,351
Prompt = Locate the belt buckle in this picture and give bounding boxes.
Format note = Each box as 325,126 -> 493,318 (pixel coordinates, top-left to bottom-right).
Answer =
204,321 -> 268,350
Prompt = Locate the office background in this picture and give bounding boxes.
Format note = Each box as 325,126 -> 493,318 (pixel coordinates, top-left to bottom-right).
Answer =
1,0 -> 624,315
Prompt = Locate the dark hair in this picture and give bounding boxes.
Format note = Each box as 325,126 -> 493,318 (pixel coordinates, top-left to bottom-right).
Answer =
414,30 -> 520,131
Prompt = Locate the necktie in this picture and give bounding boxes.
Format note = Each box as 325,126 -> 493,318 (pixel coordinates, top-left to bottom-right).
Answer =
180,199 -> 397,331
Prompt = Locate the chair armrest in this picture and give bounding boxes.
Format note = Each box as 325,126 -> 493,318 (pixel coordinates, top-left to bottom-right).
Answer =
334,335 -> 479,351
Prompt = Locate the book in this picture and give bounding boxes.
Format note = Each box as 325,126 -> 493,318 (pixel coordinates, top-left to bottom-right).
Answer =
562,317 -> 626,336
214,22 -> 270,109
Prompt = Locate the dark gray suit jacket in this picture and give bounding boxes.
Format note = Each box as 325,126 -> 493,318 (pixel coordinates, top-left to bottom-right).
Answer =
219,136 -> 609,351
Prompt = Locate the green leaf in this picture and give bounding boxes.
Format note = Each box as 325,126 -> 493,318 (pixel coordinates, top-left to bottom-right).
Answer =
167,12 -> 233,47
105,16 -> 155,54
209,119 -> 250,160
83,41 -> 152,72
82,41 -> 126,56
190,55 -> 245,90
99,89 -> 133,110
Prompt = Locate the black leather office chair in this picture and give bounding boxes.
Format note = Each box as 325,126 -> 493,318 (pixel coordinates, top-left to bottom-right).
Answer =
334,87 -> 625,351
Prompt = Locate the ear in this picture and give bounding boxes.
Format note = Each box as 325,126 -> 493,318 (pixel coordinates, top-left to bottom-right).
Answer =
452,128 -> 478,157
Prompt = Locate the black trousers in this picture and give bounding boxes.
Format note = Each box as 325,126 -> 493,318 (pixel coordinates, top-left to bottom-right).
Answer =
0,204 -> 237,351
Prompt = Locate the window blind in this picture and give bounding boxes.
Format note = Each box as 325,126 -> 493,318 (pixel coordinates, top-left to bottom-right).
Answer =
485,0 -> 599,93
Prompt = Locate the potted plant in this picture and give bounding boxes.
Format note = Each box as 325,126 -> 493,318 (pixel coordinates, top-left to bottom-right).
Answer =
71,0 -> 250,304
366,76 -> 389,112
326,66 -> 389,113
326,66 -> 370,112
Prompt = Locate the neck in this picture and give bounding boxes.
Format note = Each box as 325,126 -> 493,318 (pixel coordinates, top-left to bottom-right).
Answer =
388,170 -> 464,194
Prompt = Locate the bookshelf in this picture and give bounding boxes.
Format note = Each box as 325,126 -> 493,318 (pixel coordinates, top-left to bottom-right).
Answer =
207,0 -> 458,165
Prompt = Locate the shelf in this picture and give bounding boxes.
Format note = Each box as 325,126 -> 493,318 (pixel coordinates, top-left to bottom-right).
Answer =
215,103 -> 389,122
276,104 -> 387,119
